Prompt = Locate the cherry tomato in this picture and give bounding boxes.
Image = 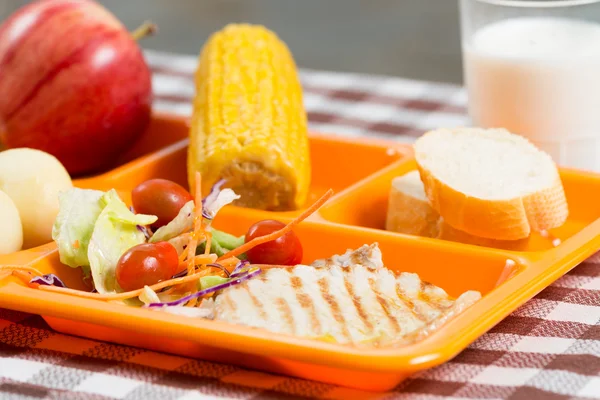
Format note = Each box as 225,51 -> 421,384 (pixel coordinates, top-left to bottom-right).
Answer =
245,220 -> 303,265
132,179 -> 193,229
115,242 -> 179,292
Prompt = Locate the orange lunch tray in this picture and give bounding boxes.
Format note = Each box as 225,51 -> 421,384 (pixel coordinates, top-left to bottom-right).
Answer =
2,112 -> 600,392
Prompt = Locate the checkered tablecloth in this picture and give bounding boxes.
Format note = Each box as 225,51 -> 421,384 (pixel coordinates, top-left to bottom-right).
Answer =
1,50 -> 599,400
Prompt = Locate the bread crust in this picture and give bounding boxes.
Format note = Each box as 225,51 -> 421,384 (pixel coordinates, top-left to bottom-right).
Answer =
437,218 -> 529,251
385,171 -> 529,249
415,128 -> 569,241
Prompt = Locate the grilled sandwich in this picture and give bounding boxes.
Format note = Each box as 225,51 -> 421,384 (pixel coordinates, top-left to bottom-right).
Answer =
208,244 -> 481,346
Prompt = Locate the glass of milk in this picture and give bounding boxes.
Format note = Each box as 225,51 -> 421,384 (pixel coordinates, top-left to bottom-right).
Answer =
460,0 -> 600,171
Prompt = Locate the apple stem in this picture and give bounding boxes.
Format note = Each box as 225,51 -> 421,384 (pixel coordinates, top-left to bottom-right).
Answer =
131,21 -> 157,41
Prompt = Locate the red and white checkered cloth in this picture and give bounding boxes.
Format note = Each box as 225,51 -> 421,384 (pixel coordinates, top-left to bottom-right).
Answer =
1,50 -> 599,400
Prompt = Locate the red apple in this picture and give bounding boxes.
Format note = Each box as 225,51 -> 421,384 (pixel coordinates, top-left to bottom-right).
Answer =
0,0 -> 153,175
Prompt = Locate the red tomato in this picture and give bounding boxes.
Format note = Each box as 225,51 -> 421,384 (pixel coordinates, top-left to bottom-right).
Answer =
245,220 -> 303,265
131,179 -> 193,229
115,242 -> 179,292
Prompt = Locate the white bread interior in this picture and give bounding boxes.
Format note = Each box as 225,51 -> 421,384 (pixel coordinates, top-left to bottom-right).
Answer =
414,127 -> 569,240
386,170 -> 528,250
386,171 -> 439,237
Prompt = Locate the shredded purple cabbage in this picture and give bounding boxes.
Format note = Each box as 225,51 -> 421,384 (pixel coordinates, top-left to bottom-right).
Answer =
201,179 -> 226,220
171,269 -> 188,279
147,268 -> 262,308
206,262 -> 230,277
230,270 -> 252,279
136,224 -> 152,240
30,274 -> 67,288
231,260 -> 249,276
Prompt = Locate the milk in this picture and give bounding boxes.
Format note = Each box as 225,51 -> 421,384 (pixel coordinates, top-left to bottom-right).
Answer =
463,17 -> 600,171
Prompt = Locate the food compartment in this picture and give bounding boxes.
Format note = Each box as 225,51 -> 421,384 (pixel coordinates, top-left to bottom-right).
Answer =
74,114 -> 409,213
319,159 -> 600,254
302,134 -> 410,208
0,206 -> 527,391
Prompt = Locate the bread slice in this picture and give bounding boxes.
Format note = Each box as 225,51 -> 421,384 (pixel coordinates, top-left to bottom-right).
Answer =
414,127 -> 568,241
386,171 -> 440,237
386,170 -> 528,250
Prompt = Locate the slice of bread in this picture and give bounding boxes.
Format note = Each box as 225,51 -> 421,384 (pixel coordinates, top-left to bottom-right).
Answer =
386,171 -> 440,237
414,127 -> 568,241
386,170 -> 528,250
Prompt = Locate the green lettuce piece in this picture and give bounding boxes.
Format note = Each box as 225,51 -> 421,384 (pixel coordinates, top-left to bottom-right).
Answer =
198,275 -> 230,291
87,190 -> 157,294
196,229 -> 245,257
51,188 -> 106,275
212,229 -> 245,250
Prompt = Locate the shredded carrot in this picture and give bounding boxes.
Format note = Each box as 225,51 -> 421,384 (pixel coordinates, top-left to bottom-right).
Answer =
217,189 -> 333,261
185,229 -> 199,275
186,171 -> 204,275
176,253 -> 216,273
0,265 -> 44,277
161,287 -> 177,295
73,240 -> 80,249
218,257 -> 241,271
204,232 -> 212,256
176,235 -> 193,263
178,251 -> 188,264
11,270 -> 39,287
172,232 -> 191,243
192,253 -> 217,265
38,268 -> 213,301
198,232 -> 213,279
186,297 -> 198,307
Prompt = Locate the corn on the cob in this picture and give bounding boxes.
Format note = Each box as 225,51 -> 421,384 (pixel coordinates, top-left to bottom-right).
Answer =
188,24 -> 310,211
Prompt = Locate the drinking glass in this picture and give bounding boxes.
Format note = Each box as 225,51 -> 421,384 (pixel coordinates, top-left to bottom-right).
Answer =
460,0 -> 600,171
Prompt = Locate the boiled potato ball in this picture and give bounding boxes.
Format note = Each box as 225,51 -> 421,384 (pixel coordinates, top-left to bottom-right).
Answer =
0,148 -> 72,249
0,190 -> 22,254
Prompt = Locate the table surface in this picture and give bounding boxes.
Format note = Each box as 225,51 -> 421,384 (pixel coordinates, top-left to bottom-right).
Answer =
1,50 -> 599,400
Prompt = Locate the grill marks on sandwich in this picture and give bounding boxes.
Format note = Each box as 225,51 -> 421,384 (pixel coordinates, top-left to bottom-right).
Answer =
276,297 -> 296,335
212,252 -> 481,346
419,280 -> 450,311
292,275 -> 322,334
248,290 -> 268,321
318,276 -> 352,341
396,286 -> 428,322
223,291 -> 238,313
368,277 -> 401,334
344,274 -> 373,334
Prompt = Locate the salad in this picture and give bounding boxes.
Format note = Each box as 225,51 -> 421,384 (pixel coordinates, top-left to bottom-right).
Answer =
7,172 -> 332,316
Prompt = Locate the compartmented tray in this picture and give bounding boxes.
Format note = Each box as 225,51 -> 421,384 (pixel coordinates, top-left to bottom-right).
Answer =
1,113 -> 600,392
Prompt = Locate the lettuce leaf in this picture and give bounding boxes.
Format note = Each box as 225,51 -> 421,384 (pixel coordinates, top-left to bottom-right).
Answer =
51,188 -> 106,275
203,188 -> 240,220
87,190 -> 157,294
